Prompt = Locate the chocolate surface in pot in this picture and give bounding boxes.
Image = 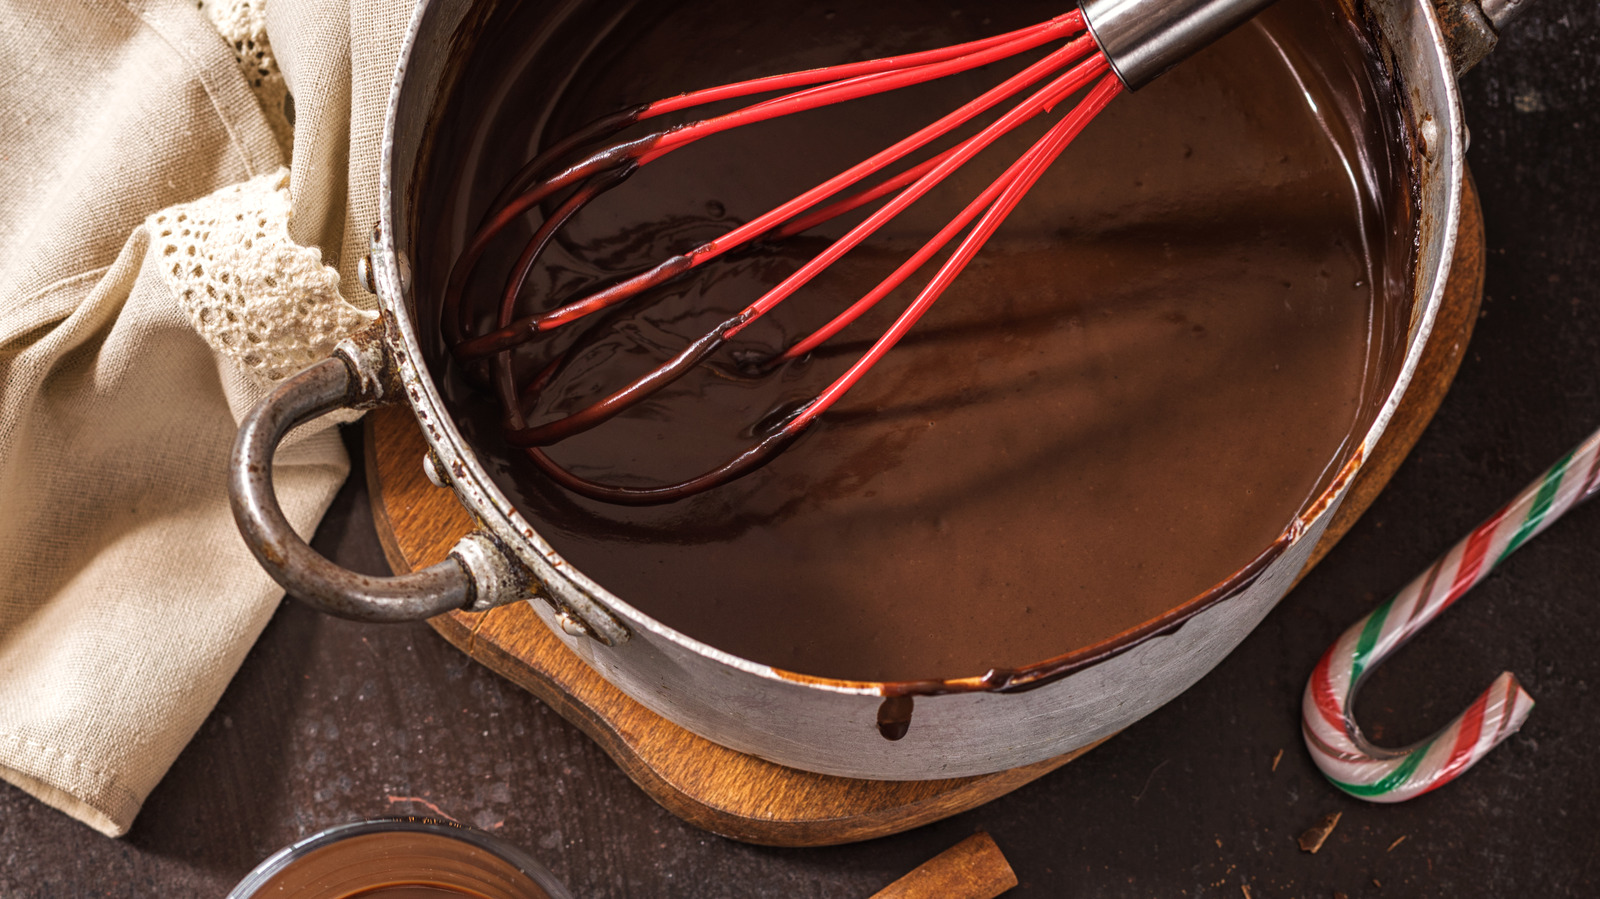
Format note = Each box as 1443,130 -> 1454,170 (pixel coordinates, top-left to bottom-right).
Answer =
418,0 -> 1413,683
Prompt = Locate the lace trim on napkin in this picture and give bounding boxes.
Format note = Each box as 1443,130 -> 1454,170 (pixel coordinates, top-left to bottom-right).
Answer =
199,0 -> 293,156
150,169 -> 377,384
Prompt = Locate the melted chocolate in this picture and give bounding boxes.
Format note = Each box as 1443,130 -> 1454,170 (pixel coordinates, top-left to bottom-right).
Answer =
418,0 -> 1414,683
877,695 -> 916,742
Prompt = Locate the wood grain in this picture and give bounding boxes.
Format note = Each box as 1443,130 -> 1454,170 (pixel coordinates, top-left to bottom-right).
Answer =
365,178 -> 1483,848
868,832 -> 1017,899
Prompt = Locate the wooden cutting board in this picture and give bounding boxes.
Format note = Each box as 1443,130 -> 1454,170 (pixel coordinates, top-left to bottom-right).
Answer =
365,178 -> 1484,847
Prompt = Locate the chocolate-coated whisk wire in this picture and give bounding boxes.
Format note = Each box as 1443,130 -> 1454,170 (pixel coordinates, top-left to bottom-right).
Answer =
445,9 -> 1124,505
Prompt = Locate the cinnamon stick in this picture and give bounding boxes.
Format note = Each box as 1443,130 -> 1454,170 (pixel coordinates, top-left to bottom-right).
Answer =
869,832 -> 1017,899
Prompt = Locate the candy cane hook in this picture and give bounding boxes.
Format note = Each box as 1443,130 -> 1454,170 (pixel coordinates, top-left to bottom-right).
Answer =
1302,426 -> 1600,802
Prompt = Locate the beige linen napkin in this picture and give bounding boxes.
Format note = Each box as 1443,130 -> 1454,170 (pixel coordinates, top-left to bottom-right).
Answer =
0,0 -> 409,836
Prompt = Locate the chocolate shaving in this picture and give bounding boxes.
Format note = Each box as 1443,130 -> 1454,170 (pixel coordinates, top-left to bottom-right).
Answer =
1298,811 -> 1342,853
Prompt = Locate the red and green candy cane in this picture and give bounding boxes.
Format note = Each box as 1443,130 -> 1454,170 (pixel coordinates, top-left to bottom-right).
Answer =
1302,425 -> 1600,802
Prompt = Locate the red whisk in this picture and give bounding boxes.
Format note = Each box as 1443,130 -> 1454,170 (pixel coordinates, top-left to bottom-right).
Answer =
445,0 -> 1276,505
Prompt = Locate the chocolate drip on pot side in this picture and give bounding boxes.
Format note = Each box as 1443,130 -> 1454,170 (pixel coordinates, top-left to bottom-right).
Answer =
419,0 -> 1412,684
877,696 -> 916,742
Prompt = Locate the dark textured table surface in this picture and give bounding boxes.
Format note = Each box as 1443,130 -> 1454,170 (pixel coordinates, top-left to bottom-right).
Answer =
4,3 -> 1597,896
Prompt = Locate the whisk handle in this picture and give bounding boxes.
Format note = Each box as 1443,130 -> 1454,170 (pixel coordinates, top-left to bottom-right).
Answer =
1081,0 -> 1280,90
1086,0 -> 1544,88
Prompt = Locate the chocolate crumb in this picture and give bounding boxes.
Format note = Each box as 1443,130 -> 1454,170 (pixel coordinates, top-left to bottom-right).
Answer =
1298,811 -> 1342,853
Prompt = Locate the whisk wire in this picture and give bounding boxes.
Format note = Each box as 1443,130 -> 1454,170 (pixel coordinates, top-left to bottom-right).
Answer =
447,11 -> 1127,504
726,51 -> 1113,337
471,14 -> 1086,243
498,52 -> 1112,450
792,75 -> 1124,428
641,11 -> 1086,118
451,33 -> 1101,363
637,17 -> 1089,163
776,74 -> 1119,365
502,71 -> 1117,507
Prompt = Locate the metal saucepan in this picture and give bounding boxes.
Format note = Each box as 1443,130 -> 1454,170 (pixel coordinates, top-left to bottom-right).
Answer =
231,0 -> 1527,779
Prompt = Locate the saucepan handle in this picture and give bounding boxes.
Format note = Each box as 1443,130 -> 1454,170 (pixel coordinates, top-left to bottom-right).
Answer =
1434,0 -> 1540,75
229,328 -> 531,622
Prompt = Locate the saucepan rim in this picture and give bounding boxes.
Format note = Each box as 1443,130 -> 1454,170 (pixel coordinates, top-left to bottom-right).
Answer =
369,0 -> 1462,698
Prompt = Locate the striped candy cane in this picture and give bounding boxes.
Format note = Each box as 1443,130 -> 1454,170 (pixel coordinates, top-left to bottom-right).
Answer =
1302,425 -> 1600,802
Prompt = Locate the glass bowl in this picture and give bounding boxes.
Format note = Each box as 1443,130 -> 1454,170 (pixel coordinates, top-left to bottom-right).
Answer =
227,817 -> 573,899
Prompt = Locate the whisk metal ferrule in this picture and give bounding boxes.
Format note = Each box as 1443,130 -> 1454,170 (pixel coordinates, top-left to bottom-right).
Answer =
1081,0 -> 1281,90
